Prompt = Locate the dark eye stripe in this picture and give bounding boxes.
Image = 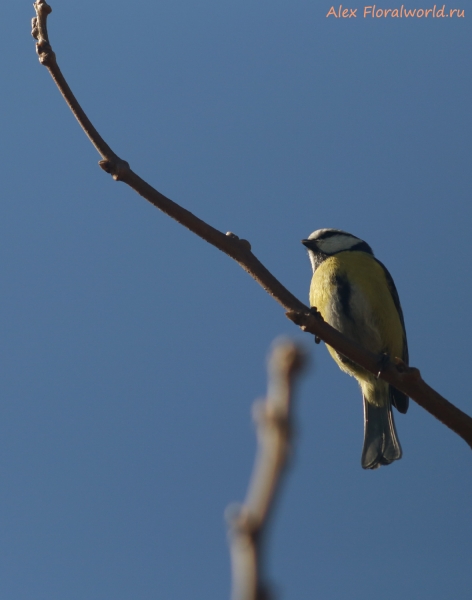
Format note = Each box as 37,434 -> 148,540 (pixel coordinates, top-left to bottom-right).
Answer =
313,229 -> 346,240
351,241 -> 374,255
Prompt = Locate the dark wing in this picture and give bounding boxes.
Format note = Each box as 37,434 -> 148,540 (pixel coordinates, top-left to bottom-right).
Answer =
375,259 -> 409,414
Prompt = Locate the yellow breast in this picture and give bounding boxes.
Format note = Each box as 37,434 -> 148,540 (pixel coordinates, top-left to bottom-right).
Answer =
309,251 -> 405,364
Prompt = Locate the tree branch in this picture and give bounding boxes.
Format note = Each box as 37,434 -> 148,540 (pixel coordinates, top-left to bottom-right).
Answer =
31,1 -> 472,451
226,340 -> 306,600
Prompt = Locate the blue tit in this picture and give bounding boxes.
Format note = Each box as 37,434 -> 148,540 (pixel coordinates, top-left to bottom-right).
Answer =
302,229 -> 408,469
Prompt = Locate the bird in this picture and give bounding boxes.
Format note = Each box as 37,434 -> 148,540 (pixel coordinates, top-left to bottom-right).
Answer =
302,229 -> 408,469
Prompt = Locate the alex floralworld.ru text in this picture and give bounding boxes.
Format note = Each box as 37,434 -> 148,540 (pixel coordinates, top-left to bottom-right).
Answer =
327,5 -> 465,17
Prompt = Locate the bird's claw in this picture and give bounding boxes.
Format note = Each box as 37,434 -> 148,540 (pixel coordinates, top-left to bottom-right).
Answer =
376,354 -> 390,379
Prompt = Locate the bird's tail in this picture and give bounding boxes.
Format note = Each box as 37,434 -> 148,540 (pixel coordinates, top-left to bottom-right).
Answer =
361,385 -> 402,470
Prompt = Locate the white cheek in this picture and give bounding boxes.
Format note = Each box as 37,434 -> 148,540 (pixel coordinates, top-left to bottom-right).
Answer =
308,250 -> 317,273
317,235 -> 360,254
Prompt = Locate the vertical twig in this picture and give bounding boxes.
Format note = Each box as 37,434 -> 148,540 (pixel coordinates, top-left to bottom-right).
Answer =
226,340 -> 307,600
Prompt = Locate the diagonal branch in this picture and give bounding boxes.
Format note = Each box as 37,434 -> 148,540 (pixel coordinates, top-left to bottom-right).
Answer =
31,1 -> 472,451
226,340 -> 306,600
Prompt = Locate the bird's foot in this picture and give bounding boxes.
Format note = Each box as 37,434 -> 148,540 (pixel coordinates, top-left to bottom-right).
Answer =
376,353 -> 390,379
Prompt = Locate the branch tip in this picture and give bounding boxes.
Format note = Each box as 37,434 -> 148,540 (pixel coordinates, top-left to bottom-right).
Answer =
33,0 -> 52,15
33,0 -> 54,65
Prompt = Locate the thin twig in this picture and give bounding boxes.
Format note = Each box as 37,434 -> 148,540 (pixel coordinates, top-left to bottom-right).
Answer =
31,2 -> 472,450
226,340 -> 306,600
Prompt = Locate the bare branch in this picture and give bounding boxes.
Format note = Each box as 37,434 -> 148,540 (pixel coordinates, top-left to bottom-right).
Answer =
32,1 -> 123,173
226,340 -> 306,600
31,3 -> 472,450
31,1 -> 304,311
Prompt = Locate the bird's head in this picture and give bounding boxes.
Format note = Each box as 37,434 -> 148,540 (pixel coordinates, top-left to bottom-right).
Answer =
301,229 -> 373,273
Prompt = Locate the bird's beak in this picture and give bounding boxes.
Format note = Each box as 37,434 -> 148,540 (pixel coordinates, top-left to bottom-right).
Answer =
301,239 -> 315,249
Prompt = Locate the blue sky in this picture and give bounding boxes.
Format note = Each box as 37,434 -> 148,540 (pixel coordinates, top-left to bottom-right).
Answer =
1,1 -> 471,598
